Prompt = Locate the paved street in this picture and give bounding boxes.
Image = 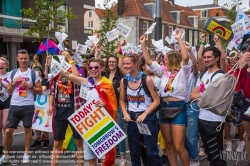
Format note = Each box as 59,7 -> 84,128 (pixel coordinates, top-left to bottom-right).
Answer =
1,125 -> 249,166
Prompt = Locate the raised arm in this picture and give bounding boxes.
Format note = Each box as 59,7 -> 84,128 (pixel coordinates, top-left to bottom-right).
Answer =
59,70 -> 88,86
140,35 -> 153,66
117,40 -> 127,75
185,42 -> 198,75
61,51 -> 80,77
213,34 -> 226,72
198,33 -> 206,72
176,30 -> 189,66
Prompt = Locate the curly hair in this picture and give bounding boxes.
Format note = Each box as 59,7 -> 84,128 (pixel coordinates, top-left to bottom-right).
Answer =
166,50 -> 182,70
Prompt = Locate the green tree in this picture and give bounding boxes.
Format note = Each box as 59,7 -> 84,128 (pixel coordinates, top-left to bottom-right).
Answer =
21,0 -> 77,42
97,0 -> 119,56
223,0 -> 242,26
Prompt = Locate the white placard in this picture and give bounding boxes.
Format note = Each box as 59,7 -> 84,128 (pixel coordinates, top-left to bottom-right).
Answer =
51,59 -> 62,76
55,32 -> 68,43
73,53 -> 84,65
152,39 -> 164,51
145,22 -> 157,35
106,29 -> 119,42
116,22 -> 132,38
79,83 -> 91,100
61,59 -> 71,72
76,43 -> 88,54
137,123 -> 151,135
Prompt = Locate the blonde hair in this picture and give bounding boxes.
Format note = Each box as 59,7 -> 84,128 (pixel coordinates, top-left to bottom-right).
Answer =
166,50 -> 182,71
89,58 -> 105,67
0,57 -> 9,66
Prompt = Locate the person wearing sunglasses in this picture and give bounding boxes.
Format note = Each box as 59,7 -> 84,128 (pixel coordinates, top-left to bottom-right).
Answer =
58,57 -> 117,166
0,49 -> 42,164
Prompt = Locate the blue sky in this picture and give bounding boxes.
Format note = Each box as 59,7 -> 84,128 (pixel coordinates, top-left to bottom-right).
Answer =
95,0 -> 249,10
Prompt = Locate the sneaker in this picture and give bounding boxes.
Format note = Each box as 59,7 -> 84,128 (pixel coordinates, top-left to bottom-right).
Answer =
43,140 -> 49,148
119,159 -> 127,166
233,133 -> 240,141
225,140 -> 232,152
199,147 -> 205,156
0,155 -> 9,164
190,160 -> 200,166
236,141 -> 245,152
30,140 -> 41,149
23,154 -> 30,163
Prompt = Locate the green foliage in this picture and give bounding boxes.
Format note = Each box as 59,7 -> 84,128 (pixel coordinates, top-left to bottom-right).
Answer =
223,0 -> 242,26
97,0 -> 120,56
21,0 -> 77,42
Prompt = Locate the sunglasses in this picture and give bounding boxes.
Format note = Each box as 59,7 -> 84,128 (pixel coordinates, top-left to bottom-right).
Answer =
17,49 -> 28,54
88,65 -> 102,70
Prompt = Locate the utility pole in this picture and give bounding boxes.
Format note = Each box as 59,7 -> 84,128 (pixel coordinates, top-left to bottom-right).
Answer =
155,0 -> 162,40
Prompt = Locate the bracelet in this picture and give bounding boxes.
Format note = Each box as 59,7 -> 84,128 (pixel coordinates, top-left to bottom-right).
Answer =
68,60 -> 75,64
118,54 -> 124,58
199,41 -> 206,45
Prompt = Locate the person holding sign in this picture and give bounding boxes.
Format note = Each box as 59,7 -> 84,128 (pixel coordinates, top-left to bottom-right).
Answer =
119,53 -> 162,166
58,58 -> 118,166
0,57 -> 11,156
0,49 -> 42,164
48,51 -> 85,166
140,29 -> 191,166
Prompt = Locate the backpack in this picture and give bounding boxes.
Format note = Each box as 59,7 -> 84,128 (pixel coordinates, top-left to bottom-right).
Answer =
200,70 -> 224,83
10,69 -> 36,86
123,74 -> 161,112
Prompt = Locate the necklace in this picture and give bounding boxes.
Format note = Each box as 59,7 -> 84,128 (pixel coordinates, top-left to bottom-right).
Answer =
163,70 -> 179,93
162,66 -> 178,78
126,71 -> 144,82
57,69 -> 73,94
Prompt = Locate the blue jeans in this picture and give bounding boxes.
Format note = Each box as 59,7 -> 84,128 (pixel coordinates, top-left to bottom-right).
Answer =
185,102 -> 199,161
117,107 -> 126,154
128,111 -> 162,166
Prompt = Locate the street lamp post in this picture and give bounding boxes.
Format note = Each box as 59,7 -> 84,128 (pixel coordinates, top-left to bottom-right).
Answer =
155,0 -> 162,40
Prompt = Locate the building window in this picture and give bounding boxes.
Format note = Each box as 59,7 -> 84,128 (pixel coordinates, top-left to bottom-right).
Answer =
168,26 -> 173,37
57,4 -> 68,32
206,33 -> 209,43
89,11 -> 92,17
189,30 -> 193,45
194,31 -> 198,46
201,10 -> 208,18
143,21 -> 149,40
88,21 -> 93,28
84,29 -> 93,35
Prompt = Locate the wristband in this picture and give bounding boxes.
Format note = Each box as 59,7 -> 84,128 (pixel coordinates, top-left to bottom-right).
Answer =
200,41 -> 206,45
68,60 -> 75,64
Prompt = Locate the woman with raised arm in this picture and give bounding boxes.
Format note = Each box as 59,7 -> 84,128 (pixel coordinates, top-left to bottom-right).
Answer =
58,57 -> 117,166
140,29 -> 192,166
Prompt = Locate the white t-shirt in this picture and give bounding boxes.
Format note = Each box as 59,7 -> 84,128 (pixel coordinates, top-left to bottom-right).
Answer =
9,68 -> 40,106
151,76 -> 161,95
0,73 -> 10,101
197,71 -> 224,122
148,60 -> 192,100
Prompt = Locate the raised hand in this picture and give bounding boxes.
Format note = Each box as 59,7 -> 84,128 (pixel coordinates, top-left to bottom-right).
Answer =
139,35 -> 146,46
200,33 -> 206,42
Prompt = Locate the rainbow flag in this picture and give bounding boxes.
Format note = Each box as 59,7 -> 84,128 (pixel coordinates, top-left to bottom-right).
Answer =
89,76 -> 117,166
36,43 -> 47,55
62,125 -> 76,151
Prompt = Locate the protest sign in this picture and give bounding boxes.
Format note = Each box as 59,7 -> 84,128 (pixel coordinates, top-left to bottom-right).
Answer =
88,36 -> 100,46
204,17 -> 233,42
68,100 -> 127,158
106,29 -> 119,42
121,44 -> 134,54
231,19 -> 247,36
152,39 -> 164,51
51,59 -> 62,76
76,43 -> 88,54
61,59 -> 71,72
116,22 -> 132,38
145,22 -> 157,35
55,32 -> 68,43
73,53 -> 84,65
32,94 -> 52,132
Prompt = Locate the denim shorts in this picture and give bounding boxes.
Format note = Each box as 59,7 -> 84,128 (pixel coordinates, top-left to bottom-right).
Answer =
158,100 -> 187,126
84,140 -> 105,160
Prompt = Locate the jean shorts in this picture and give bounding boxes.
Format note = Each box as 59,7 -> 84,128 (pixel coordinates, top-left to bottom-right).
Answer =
84,140 -> 105,160
158,100 -> 187,126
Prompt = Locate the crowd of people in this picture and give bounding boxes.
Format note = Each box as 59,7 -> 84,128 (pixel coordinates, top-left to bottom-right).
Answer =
0,29 -> 249,166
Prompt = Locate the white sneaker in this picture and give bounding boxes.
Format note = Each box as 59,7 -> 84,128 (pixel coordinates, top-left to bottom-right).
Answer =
236,141 -> 245,152
225,140 -> 232,152
190,160 -> 200,166
0,155 -> 10,164
120,159 -> 127,166
23,154 -> 30,164
199,147 -> 205,156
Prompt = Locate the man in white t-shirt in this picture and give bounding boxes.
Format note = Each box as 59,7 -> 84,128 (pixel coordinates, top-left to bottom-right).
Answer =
0,49 -> 42,164
190,46 -> 226,166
